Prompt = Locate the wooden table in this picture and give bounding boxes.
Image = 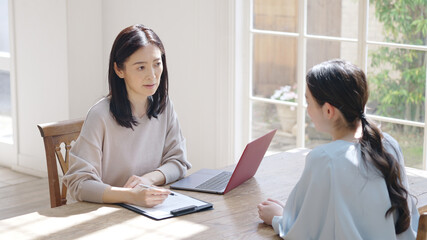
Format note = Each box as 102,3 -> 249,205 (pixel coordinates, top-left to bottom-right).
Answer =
0,148 -> 426,240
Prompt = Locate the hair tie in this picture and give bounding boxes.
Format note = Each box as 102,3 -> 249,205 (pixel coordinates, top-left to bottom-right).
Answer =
360,111 -> 366,120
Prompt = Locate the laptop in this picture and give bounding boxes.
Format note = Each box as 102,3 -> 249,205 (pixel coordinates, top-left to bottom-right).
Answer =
170,129 -> 277,194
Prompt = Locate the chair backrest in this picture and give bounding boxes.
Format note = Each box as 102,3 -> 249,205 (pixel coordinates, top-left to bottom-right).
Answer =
37,118 -> 84,208
418,207 -> 427,240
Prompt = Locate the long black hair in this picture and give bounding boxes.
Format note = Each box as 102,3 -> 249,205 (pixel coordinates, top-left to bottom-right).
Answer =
108,24 -> 169,129
306,59 -> 410,234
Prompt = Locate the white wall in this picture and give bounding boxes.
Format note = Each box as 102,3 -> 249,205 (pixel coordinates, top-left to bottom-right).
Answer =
13,0 -> 69,175
67,0 -> 105,119
5,0 -> 238,176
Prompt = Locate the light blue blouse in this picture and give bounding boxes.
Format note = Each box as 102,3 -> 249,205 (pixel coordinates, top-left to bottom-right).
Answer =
272,133 -> 419,239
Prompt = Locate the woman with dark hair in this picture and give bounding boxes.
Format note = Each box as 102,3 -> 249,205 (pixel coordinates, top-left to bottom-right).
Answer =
257,59 -> 419,239
63,24 -> 191,207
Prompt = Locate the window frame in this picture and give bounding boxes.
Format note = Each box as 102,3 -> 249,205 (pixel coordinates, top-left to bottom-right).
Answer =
245,0 -> 427,170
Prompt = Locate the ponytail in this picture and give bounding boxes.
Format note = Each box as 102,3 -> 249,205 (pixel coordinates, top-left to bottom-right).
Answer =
359,114 -> 410,234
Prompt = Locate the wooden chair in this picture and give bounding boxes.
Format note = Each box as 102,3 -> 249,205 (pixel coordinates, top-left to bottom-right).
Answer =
37,118 -> 84,208
418,206 -> 427,240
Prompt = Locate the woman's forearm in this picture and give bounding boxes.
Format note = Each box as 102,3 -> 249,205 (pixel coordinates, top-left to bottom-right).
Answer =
102,184 -> 170,207
102,186 -> 132,204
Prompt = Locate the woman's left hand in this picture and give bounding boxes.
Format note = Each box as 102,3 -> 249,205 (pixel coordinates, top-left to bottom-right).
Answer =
123,171 -> 166,188
257,199 -> 284,225
123,175 -> 151,188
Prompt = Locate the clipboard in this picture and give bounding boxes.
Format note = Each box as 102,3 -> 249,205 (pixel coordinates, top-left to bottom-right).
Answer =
117,191 -> 213,220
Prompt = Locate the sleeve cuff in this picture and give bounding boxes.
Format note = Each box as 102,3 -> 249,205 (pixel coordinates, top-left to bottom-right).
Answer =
157,161 -> 186,184
272,215 -> 283,235
80,180 -> 110,203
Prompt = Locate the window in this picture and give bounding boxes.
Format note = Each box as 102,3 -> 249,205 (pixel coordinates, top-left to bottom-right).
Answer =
248,0 -> 427,169
0,0 -> 12,144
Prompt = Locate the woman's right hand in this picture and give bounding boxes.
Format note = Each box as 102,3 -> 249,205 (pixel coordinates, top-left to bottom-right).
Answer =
257,198 -> 284,225
128,186 -> 171,208
102,185 -> 171,208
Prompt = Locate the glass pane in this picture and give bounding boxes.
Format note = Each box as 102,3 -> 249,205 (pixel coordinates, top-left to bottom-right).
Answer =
0,70 -> 12,143
307,0 -> 358,39
251,101 -> 297,152
252,34 -> 297,99
367,45 -> 426,122
306,39 -> 358,71
253,0 -> 298,32
368,0 -> 427,46
378,121 -> 424,169
0,0 -> 9,53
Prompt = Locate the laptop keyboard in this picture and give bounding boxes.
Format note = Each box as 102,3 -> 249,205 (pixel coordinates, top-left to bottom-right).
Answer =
195,171 -> 233,191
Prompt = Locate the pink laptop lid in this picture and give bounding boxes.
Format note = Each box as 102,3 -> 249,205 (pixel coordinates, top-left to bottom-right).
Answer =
223,129 -> 277,194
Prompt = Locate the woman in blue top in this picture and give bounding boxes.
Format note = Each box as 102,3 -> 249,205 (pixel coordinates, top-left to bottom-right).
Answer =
257,59 -> 419,239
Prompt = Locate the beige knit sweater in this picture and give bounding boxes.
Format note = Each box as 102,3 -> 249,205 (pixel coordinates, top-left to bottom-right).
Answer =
63,97 -> 191,203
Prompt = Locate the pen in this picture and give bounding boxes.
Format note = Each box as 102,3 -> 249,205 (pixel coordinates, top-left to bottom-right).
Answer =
138,184 -> 176,196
